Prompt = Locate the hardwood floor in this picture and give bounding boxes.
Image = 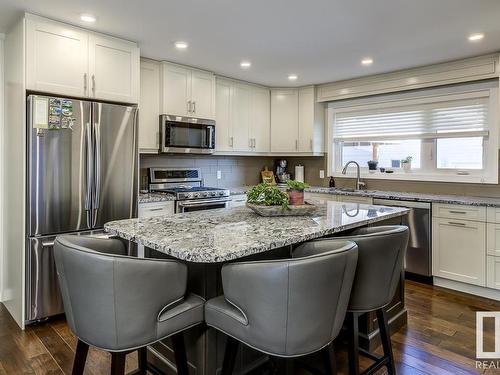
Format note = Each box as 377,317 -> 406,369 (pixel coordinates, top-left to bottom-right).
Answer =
0,280 -> 499,374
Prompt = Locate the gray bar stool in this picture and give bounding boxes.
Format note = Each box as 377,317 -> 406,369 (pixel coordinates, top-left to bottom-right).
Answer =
54,235 -> 205,375
205,240 -> 359,375
294,225 -> 409,375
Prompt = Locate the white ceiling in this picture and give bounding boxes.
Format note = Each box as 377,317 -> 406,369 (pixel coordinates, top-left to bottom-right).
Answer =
1,0 -> 500,87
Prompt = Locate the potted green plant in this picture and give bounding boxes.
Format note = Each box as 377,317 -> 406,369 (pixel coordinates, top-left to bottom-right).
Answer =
286,180 -> 310,205
247,183 -> 289,209
401,156 -> 413,173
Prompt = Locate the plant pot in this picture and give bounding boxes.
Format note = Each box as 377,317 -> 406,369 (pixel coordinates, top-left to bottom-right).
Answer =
402,162 -> 411,173
287,189 -> 305,205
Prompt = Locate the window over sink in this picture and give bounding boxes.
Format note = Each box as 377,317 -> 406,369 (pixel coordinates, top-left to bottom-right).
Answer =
328,80 -> 499,183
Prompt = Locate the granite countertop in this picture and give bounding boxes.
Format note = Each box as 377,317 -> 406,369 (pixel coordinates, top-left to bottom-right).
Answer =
138,192 -> 175,204
305,187 -> 500,207
227,186 -> 500,208
105,201 -> 408,263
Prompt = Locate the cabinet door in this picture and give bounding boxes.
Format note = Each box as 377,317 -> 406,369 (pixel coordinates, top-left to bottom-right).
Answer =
487,223 -> 500,257
89,34 -> 139,103
231,84 -> 252,151
432,217 -> 486,286
271,89 -> 299,152
161,63 -> 191,116
487,256 -> 500,290
304,193 -> 337,201
26,17 -> 88,97
191,69 -> 215,119
139,60 -> 160,153
251,87 -> 270,152
298,86 -> 314,152
215,79 -> 233,152
337,196 -> 373,205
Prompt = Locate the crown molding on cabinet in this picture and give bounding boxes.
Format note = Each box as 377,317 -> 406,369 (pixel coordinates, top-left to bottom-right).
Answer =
317,53 -> 500,102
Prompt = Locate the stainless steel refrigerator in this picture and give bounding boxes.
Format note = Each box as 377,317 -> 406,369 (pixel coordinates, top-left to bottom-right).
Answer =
26,95 -> 138,323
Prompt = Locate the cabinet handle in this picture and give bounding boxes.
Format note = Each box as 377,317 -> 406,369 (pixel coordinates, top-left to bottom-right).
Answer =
253,138 -> 256,148
91,74 -> 96,96
230,136 -> 234,147
295,139 -> 298,150
249,138 -> 252,148
187,101 -> 191,113
83,73 -> 87,95
447,221 -> 466,226
193,101 -> 196,113
310,139 -> 313,151
148,207 -> 164,212
449,210 -> 466,214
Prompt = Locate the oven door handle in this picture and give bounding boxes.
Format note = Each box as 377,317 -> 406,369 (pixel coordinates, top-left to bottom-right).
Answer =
178,199 -> 231,207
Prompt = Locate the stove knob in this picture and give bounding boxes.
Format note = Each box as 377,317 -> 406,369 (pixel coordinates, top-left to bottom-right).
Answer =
193,193 -> 199,198
218,191 -> 225,196
211,192 -> 217,197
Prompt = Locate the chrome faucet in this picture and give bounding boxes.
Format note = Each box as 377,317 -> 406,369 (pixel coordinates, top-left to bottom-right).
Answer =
341,161 -> 366,191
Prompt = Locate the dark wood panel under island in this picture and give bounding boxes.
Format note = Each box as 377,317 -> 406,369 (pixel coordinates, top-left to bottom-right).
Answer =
105,200 -> 409,374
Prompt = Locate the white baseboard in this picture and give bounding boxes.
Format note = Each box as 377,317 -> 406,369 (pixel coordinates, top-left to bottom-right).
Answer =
434,277 -> 500,301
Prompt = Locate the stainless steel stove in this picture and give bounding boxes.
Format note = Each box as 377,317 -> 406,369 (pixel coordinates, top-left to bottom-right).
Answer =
148,168 -> 230,213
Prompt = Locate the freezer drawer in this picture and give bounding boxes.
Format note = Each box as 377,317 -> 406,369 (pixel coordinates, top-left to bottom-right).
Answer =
26,235 -> 64,322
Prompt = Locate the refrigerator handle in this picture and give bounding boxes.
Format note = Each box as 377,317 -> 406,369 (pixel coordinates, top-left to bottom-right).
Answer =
84,122 -> 93,211
92,119 -> 101,227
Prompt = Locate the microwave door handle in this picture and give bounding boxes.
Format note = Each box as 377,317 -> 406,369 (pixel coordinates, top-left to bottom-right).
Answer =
208,126 -> 214,148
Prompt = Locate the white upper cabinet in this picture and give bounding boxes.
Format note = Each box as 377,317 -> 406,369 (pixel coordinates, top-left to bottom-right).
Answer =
190,70 -> 216,119
271,89 -> 299,152
231,83 -> 252,152
250,87 -> 271,152
161,62 -> 215,119
298,86 -> 324,153
89,34 -> 139,103
26,15 -> 139,103
139,59 -> 160,153
26,16 -> 88,98
215,77 -> 270,153
215,79 -> 233,152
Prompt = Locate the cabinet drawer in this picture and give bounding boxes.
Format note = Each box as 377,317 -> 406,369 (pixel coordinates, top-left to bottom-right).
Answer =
305,193 -> 337,201
337,195 -> 373,205
432,203 -> 486,222
487,207 -> 500,223
487,256 -> 500,290
138,201 -> 174,218
432,217 -> 486,286
230,194 -> 247,208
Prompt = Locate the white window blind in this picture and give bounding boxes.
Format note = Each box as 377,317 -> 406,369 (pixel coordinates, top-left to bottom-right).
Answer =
333,95 -> 489,141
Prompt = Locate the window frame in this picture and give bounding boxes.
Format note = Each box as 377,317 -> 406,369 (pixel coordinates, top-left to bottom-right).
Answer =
327,81 -> 499,184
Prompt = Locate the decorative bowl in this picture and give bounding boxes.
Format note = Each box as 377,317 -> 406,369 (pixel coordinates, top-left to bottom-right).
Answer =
246,202 -> 318,217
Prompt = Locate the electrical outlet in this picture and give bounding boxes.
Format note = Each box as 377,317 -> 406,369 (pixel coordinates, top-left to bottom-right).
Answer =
319,170 -> 325,179
217,170 -> 222,179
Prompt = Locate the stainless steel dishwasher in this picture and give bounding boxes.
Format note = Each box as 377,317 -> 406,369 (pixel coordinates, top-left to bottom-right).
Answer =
373,198 -> 432,280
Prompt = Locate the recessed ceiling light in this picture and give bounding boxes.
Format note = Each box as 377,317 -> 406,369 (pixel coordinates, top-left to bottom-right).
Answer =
288,74 -> 298,81
240,61 -> 251,68
468,33 -> 484,42
361,58 -> 373,66
80,14 -> 96,23
174,41 -> 189,49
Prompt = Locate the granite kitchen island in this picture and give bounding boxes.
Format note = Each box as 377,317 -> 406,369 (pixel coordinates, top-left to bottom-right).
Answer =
105,201 -> 409,374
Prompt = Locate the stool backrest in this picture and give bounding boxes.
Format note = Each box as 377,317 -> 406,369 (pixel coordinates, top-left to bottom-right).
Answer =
296,226 -> 408,312
221,240 -> 358,357
54,235 -> 187,351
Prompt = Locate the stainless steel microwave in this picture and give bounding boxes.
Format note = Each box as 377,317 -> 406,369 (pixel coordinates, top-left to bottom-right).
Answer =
159,115 -> 215,154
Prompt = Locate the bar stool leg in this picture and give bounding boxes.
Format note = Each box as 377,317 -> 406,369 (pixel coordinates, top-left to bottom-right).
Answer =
221,336 -> 239,375
376,308 -> 396,375
72,339 -> 89,375
322,343 -> 336,375
347,312 -> 360,375
137,347 -> 148,374
110,352 -> 126,375
171,333 -> 189,375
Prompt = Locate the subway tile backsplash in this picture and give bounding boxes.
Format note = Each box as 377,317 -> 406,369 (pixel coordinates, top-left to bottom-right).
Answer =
140,154 -> 327,188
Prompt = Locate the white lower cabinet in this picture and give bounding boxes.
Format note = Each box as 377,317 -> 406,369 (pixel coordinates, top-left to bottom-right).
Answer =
304,193 -> 337,201
138,201 -> 175,218
230,194 -> 247,208
487,256 -> 500,290
487,223 -> 500,257
432,217 -> 486,286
